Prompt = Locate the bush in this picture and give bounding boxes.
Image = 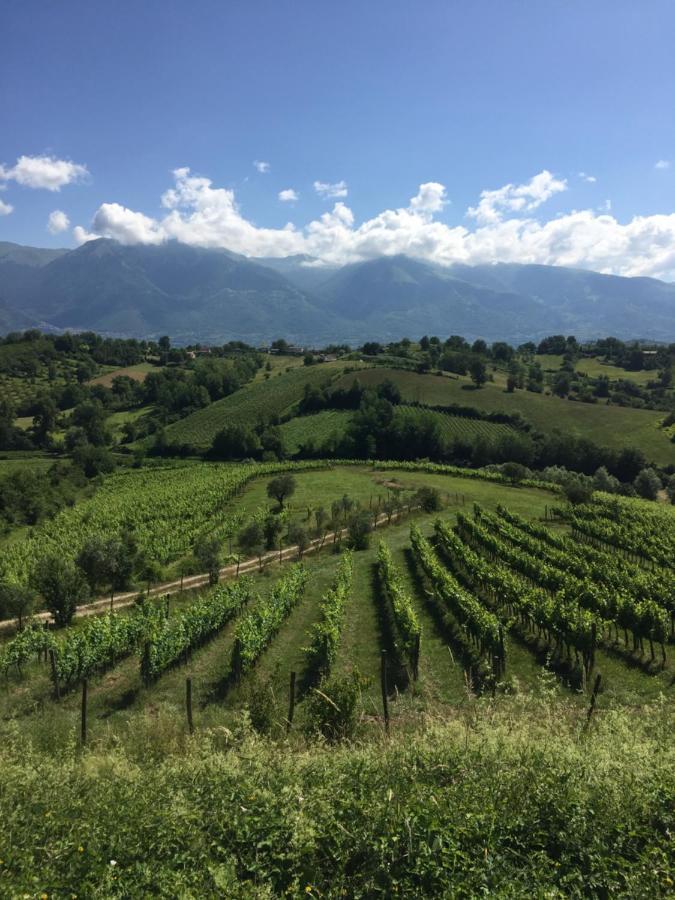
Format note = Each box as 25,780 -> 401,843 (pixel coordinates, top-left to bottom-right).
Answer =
563,478 -> 594,505
415,485 -> 442,511
304,670 -> 366,742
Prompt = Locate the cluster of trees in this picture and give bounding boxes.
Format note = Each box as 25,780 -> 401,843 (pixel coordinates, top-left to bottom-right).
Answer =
293,387 -> 667,489
0,463 -> 88,529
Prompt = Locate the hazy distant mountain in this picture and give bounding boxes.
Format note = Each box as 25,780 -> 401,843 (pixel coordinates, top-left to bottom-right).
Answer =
1,239 -> 675,344
1,239 -> 346,344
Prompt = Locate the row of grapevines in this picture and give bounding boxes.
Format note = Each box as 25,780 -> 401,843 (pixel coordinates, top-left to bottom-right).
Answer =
0,623 -> 53,677
376,541 -> 421,677
409,524 -> 504,675
304,552 -> 353,680
53,603 -> 167,691
434,518 -> 598,672
457,511 -> 669,657
141,580 -> 253,684
561,504 -> 673,568
231,565 -> 308,679
495,505 -> 675,619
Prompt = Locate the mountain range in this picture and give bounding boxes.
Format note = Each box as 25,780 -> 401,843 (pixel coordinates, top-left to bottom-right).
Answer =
1,238 -> 675,345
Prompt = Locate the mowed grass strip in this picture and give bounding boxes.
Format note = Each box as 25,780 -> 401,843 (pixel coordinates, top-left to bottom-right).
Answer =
165,361 -> 353,447
335,367 -> 674,463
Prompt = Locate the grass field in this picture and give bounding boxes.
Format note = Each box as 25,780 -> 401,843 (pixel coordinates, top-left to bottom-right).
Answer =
335,367 -> 675,464
88,361 -> 157,387
164,361 -> 357,448
253,353 -> 307,381
574,356 -> 659,385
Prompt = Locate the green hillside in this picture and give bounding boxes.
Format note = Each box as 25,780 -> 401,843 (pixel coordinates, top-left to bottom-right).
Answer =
164,361 -> 357,448
335,367 -> 674,464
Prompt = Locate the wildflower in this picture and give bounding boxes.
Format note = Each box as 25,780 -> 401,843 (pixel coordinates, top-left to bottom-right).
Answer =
110,859 -> 117,867
78,846 -> 84,853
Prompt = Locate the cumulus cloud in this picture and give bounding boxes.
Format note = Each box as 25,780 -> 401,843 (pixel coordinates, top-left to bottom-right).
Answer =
253,160 -> 270,173
0,155 -> 89,191
655,159 -> 671,170
467,170 -> 567,224
279,188 -> 299,202
47,209 -> 70,234
579,172 -> 597,183
72,167 -> 675,280
0,197 -> 13,216
314,180 -> 348,199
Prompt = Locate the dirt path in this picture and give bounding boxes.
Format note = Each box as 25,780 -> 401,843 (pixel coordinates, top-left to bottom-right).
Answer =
0,507 -> 418,635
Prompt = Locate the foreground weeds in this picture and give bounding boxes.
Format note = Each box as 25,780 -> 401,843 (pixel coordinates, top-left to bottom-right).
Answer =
0,691 -> 673,898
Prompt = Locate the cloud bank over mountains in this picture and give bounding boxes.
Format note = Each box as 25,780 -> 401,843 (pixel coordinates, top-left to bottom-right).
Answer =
70,167 -> 675,281
2,154 -> 675,281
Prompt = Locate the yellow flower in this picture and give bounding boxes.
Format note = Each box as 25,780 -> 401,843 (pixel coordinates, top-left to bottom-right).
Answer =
78,846 -> 84,853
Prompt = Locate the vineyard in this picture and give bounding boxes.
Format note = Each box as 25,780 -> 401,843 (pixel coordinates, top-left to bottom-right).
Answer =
1,469 -> 673,895
164,361 -> 354,447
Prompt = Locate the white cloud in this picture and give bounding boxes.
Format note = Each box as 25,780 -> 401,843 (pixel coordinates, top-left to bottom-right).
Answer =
655,159 -> 671,170
278,188 -> 299,202
47,209 -> 70,234
467,170 -> 567,224
253,160 -> 270,174
579,172 -> 597,183
72,167 -> 675,280
409,182 -> 447,218
0,155 -> 88,191
314,180 -> 348,199
0,198 -> 13,216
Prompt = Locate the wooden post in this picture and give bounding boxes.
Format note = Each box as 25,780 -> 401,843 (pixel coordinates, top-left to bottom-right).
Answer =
81,679 -> 88,746
110,588 -> 114,612
49,648 -> 60,700
380,651 -> 390,734
287,671 -> 296,733
585,673 -> 602,731
412,633 -> 421,681
180,570 -> 184,593
186,677 -> 194,735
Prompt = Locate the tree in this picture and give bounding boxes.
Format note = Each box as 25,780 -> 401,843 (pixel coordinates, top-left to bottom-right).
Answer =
346,510 -> 372,550
238,520 -> 265,562
263,513 -> 283,551
266,473 -> 296,509
31,555 -> 88,627
633,467 -> 662,500
593,466 -> 620,493
76,536 -> 124,594
552,373 -> 571,398
0,581 -> 35,630
158,335 -> 171,352
468,359 -> 487,388
501,462 -> 528,485
563,479 -> 594,505
194,534 -> 222,585
287,522 -> 309,558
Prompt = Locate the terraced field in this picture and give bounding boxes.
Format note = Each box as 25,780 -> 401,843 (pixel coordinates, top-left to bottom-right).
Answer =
164,361 -> 355,448
335,367 -> 675,464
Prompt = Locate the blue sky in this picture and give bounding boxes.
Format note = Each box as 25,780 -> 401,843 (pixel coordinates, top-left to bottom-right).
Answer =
2,0 -> 675,278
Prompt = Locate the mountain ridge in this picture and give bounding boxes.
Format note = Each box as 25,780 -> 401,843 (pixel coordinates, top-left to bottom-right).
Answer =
1,239 -> 674,344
